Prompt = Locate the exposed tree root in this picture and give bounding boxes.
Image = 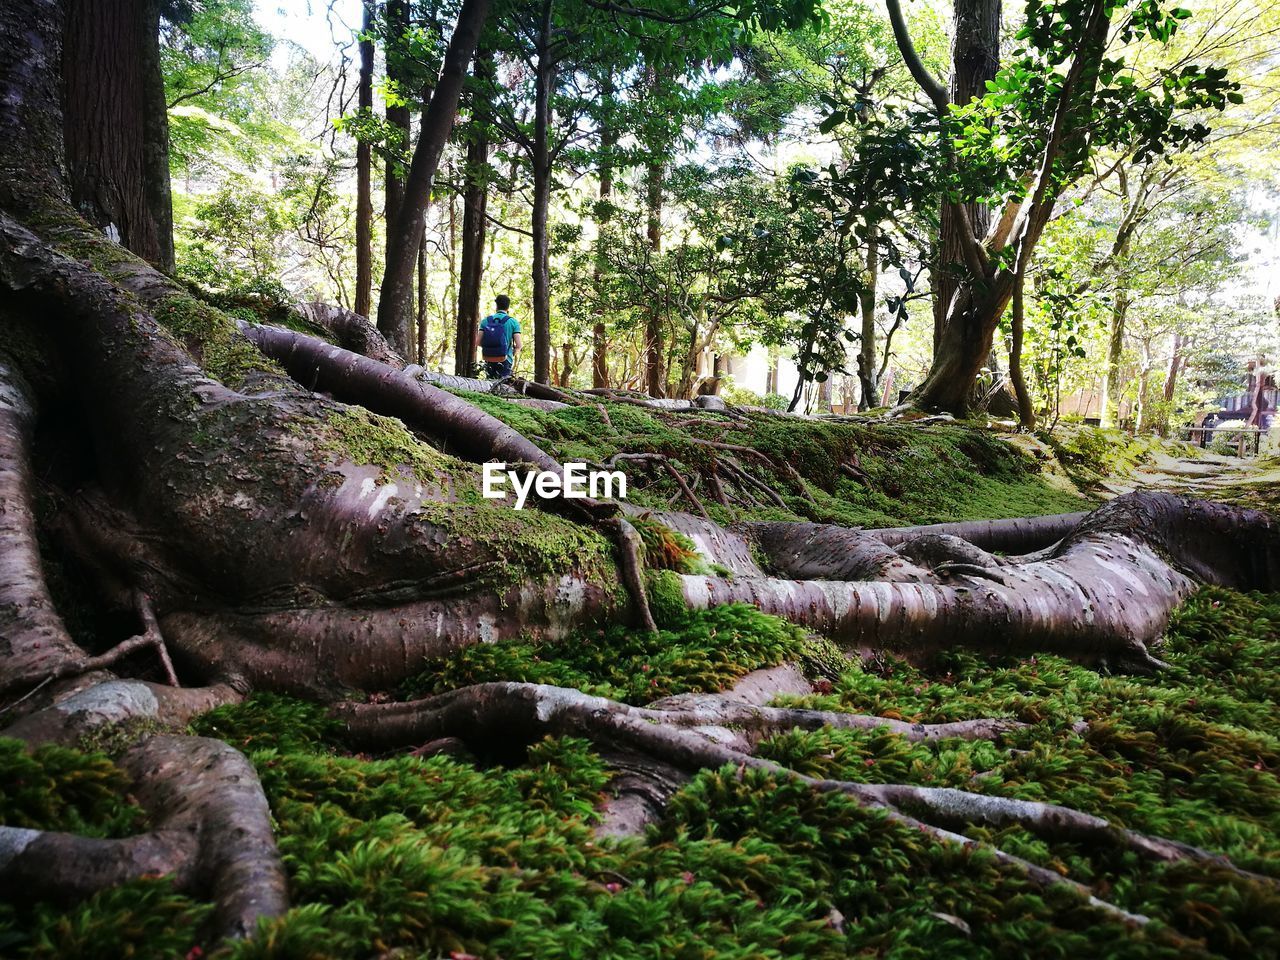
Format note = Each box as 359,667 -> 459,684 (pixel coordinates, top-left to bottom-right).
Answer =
0,734 -> 287,940
0,589 -> 178,699
336,679 -> 1270,929
0,355 -> 109,712
289,301 -> 401,365
243,322 -> 661,632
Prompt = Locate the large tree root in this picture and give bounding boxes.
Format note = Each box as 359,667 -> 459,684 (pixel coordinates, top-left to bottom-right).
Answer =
0,355 -> 112,711
336,681 -> 1271,930
0,734 -> 287,939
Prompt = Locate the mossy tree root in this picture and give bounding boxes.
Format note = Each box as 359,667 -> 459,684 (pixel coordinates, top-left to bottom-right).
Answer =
336,680 -> 1270,929
243,322 -> 660,633
0,734 -> 287,940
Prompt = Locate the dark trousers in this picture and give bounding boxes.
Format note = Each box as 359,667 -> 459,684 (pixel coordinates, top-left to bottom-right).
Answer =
484,358 -> 513,380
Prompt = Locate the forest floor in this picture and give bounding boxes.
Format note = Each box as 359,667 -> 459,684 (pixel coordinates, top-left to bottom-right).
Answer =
2,415 -> 1277,960
1098,448 -> 1280,513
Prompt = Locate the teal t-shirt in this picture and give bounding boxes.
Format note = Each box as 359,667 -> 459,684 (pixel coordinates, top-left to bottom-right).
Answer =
483,312 -> 521,361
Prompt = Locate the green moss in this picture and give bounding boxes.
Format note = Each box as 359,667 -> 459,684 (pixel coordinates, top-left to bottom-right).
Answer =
0,739 -> 144,837
631,515 -> 705,573
645,568 -> 691,625
150,294 -> 283,388
4,592 -> 1277,958
317,407 -> 455,486
0,880 -> 213,960
403,603 -> 816,705
190,694 -> 343,755
75,716 -> 175,758
459,398 -> 1093,527
1039,425 -> 1188,491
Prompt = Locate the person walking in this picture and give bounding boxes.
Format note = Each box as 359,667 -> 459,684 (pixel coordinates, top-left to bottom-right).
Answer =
476,295 -> 522,380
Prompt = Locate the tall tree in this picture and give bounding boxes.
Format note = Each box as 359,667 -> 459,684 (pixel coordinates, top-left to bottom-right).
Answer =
378,0 -> 491,356
591,70 -> 617,389
63,0 -> 174,272
887,0 -> 1237,415
454,49 -> 493,376
354,0 -> 375,318
931,0 -> 1001,353
384,0 -> 412,249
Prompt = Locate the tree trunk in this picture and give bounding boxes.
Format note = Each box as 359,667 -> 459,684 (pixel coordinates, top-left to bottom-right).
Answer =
383,0 -> 411,257
1009,271 -> 1036,429
1101,238 -> 1132,428
911,277 -> 1016,415
417,234 -> 428,364
354,1 -> 374,318
592,72 -> 616,389
62,0 -> 173,272
530,0 -> 555,384
644,158 -> 665,397
455,50 -> 491,376
857,221 -> 880,409
378,0 -> 490,358
931,0 -> 1001,351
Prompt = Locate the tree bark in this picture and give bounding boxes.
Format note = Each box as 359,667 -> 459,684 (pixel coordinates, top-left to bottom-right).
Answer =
454,50 -> 491,376
644,158 -> 666,396
62,0 -> 173,272
530,0 -> 555,384
1101,236 -> 1132,428
1009,270 -> 1036,428
378,0 -> 490,357
354,0 -> 374,318
857,220 -> 880,409
383,0 -> 411,252
931,0 -> 1001,351
592,72 -> 616,389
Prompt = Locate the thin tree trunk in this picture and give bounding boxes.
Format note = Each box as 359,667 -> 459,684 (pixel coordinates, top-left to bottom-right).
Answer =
857,221 -> 880,409
1159,332 -> 1182,437
378,0 -> 490,357
1135,339 -> 1152,434
416,234 -> 427,364
62,0 -> 173,272
644,157 -> 664,397
591,72 -> 616,389
354,1 -> 374,318
1009,271 -> 1036,429
454,50 -> 491,376
1102,268 -> 1131,428
530,0 -> 555,384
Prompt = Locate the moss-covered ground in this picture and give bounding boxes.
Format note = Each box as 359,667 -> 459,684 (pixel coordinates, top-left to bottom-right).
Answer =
1,589 -> 1277,959
455,395 -> 1100,527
